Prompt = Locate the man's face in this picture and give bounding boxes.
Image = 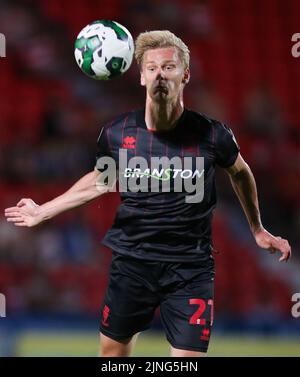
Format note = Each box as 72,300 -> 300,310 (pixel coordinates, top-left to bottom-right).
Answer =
140,47 -> 190,103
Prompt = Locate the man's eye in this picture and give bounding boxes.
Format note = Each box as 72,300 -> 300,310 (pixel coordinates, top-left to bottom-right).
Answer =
147,67 -> 155,71
166,65 -> 175,70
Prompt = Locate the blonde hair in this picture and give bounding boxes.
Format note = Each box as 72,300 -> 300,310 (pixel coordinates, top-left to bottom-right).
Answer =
135,30 -> 190,69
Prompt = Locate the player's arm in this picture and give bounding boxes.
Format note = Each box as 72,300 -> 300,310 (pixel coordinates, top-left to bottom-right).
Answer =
225,153 -> 291,262
4,168 -> 110,227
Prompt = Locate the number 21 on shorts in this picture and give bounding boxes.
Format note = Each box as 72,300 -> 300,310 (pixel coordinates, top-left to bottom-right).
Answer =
189,298 -> 214,326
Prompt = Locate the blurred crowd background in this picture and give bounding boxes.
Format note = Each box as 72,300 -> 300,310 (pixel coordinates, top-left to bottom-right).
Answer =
0,0 -> 300,356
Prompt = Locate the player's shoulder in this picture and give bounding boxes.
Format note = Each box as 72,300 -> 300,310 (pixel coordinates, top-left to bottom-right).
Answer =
101,110 -> 137,131
186,108 -> 224,128
185,108 -> 228,139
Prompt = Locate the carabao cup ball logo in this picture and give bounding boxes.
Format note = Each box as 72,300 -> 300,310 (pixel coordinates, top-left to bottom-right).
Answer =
74,20 -> 134,80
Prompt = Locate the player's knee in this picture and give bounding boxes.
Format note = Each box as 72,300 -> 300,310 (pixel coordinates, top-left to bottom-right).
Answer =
101,344 -> 131,357
100,332 -> 133,357
170,346 -> 207,357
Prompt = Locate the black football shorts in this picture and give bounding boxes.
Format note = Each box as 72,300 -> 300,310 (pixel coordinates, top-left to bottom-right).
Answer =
99,251 -> 215,353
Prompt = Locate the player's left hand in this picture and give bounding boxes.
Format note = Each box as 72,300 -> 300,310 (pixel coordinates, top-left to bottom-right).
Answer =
254,228 -> 291,262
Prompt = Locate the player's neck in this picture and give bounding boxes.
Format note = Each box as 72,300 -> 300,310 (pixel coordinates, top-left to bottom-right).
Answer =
145,98 -> 184,132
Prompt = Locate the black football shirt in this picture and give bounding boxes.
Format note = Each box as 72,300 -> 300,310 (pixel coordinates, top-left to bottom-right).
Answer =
95,108 -> 240,262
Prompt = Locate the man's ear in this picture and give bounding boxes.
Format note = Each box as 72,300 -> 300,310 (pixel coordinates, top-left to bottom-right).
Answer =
182,68 -> 190,84
140,72 -> 146,86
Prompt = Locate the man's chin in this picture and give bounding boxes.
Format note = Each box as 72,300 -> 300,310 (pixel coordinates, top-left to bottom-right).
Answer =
152,91 -> 169,101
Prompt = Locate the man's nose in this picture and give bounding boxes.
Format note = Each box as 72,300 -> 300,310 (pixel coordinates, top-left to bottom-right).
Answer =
156,68 -> 166,80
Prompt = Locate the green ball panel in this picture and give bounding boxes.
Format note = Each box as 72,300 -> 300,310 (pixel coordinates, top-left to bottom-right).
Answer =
86,36 -> 102,50
82,49 -> 96,77
91,20 -> 128,41
75,37 -> 87,50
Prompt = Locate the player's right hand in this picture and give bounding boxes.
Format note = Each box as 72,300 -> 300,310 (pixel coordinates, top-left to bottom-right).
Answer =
254,227 -> 292,262
4,198 -> 42,227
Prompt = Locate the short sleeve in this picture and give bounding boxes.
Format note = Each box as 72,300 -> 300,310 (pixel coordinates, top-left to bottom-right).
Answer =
215,122 -> 240,168
95,126 -> 111,172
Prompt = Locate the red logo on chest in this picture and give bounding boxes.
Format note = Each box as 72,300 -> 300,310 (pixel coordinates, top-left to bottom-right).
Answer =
183,145 -> 197,154
122,136 -> 136,149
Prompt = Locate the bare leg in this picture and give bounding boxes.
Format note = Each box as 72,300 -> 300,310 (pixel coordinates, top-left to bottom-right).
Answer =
99,332 -> 138,357
170,345 -> 207,357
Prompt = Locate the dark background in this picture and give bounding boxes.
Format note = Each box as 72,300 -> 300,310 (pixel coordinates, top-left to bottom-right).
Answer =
0,0 -> 299,356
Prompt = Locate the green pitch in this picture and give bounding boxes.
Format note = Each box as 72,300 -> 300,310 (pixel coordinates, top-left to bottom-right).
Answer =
10,331 -> 300,357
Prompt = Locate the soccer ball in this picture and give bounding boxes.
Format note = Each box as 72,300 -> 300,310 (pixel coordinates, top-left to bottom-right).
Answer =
74,20 -> 134,80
